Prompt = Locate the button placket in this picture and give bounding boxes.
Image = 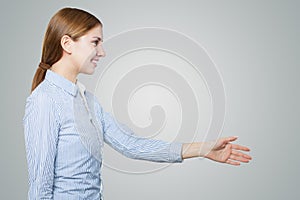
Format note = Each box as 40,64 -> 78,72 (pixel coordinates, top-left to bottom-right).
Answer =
77,82 -> 103,149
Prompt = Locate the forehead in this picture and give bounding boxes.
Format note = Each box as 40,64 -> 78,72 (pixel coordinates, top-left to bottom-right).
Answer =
84,25 -> 103,38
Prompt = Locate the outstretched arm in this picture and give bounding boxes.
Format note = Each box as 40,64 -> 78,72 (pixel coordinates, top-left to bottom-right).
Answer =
94,95 -> 251,165
95,99 -> 183,163
182,136 -> 252,166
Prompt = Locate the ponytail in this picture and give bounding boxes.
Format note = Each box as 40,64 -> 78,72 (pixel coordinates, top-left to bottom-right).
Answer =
31,62 -> 51,93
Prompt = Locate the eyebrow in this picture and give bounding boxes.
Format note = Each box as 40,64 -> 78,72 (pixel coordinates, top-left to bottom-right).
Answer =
92,36 -> 102,42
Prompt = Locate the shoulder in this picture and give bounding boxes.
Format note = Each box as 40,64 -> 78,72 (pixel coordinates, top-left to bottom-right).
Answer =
23,80 -> 61,121
26,81 -> 57,105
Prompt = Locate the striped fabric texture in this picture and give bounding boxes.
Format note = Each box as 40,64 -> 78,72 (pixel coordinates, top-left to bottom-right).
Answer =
23,69 -> 183,199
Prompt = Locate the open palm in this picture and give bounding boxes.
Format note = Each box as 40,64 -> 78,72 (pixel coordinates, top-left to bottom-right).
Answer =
205,137 -> 252,166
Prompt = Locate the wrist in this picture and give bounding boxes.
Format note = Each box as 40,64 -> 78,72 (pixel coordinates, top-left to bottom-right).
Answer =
182,142 -> 204,159
200,141 -> 215,159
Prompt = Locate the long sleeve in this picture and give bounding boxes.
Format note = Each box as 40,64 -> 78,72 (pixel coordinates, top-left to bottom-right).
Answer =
94,100 -> 183,163
23,93 -> 60,199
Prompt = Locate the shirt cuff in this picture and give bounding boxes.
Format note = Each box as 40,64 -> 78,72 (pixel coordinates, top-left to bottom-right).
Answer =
169,142 -> 183,163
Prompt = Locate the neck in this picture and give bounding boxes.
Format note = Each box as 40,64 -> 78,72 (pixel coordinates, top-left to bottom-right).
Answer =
50,59 -> 78,83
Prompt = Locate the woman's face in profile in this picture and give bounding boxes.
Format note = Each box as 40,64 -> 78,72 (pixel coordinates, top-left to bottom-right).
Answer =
72,25 -> 106,75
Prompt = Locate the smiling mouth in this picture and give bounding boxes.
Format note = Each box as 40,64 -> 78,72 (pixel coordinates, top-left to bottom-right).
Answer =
91,59 -> 99,66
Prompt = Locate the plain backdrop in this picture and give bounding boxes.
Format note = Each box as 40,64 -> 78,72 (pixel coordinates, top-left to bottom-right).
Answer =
0,0 -> 299,199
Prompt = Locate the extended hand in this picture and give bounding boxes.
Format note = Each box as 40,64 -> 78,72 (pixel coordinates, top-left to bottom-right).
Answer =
204,136 -> 252,166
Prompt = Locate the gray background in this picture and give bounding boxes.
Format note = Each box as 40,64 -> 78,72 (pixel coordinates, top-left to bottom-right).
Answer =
0,0 -> 299,199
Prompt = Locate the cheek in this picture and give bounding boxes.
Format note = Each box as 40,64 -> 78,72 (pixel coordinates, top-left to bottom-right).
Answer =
75,45 -> 94,60
83,44 -> 97,58
87,48 -> 96,58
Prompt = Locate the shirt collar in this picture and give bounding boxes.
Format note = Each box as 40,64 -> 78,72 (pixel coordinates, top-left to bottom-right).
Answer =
45,69 -> 79,96
76,80 -> 87,97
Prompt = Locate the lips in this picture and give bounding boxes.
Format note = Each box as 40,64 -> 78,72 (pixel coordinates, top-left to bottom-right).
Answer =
91,58 -> 99,66
91,58 -> 99,62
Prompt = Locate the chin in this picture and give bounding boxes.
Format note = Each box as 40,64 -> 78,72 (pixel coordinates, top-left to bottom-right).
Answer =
81,68 -> 95,75
86,70 -> 95,75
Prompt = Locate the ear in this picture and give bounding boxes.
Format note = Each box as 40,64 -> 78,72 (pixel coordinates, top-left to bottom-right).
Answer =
60,35 -> 74,54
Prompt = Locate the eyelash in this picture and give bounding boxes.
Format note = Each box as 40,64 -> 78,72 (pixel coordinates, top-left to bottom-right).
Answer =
92,40 -> 99,46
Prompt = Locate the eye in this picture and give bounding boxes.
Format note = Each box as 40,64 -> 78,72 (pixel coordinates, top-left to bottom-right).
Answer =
92,40 -> 99,46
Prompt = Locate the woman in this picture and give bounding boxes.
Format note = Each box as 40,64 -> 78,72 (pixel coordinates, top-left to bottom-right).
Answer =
23,7 -> 251,199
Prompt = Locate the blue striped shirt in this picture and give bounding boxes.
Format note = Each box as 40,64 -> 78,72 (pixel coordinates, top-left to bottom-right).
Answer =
23,69 -> 183,199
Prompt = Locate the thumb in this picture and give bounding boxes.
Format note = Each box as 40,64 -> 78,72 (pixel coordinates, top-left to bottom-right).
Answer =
226,136 -> 238,143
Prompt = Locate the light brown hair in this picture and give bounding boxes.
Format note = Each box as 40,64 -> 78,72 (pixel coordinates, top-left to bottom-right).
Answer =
31,7 -> 102,92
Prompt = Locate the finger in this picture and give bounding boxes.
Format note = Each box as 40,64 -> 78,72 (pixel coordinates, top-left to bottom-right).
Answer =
218,137 -> 237,147
224,136 -> 238,143
243,154 -> 252,160
229,154 -> 250,163
225,159 -> 240,166
231,144 -> 250,151
231,150 -> 252,160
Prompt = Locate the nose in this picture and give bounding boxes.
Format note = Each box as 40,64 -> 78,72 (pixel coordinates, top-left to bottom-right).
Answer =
96,44 -> 106,57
